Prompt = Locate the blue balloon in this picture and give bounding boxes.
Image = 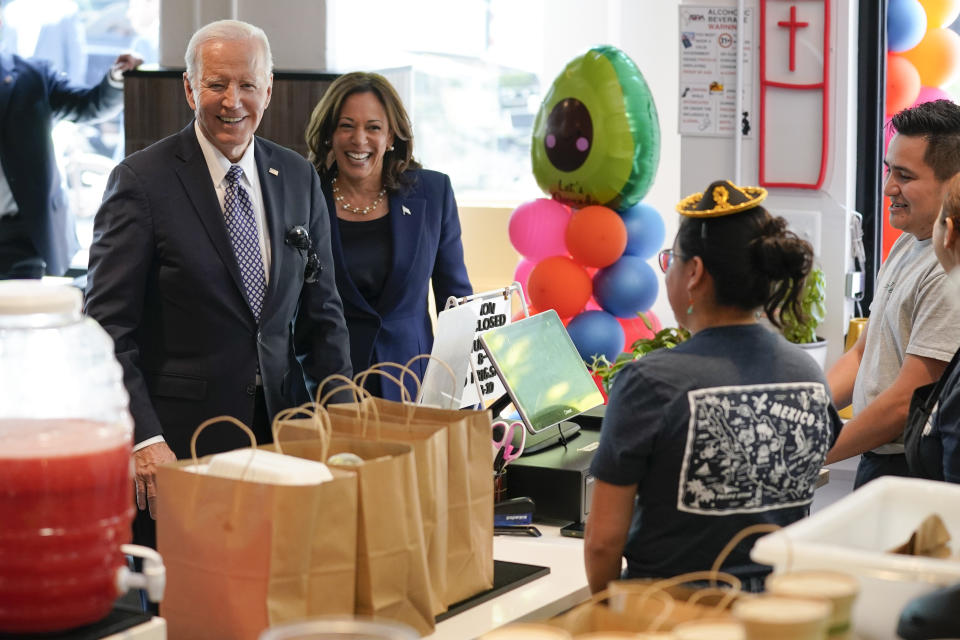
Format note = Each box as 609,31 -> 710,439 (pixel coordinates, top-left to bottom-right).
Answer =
619,201 -> 666,259
594,256 -> 659,318
566,310 -> 625,363
888,0 -> 926,53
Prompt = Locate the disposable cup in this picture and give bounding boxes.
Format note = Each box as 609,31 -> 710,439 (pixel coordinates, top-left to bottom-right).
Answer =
732,595 -> 831,640
480,623 -> 573,639
765,571 -> 859,640
671,620 -> 745,640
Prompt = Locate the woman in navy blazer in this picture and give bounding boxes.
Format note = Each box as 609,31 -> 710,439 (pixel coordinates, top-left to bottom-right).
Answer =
306,72 -> 472,401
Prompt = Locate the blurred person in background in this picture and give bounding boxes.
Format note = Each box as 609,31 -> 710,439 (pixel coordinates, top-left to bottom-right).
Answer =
0,3 -> 140,278
305,71 -> 472,400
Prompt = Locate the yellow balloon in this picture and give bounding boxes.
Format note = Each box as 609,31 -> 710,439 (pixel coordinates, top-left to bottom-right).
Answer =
920,0 -> 960,28
900,27 -> 960,87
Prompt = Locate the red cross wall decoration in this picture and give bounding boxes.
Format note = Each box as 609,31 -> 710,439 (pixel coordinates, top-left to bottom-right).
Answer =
759,0 -> 830,189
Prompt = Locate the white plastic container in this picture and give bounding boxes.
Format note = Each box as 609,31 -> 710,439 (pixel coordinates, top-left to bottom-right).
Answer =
751,476 -> 960,640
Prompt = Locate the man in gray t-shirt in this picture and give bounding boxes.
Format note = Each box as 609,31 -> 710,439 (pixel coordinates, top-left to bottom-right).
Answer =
826,100 -> 960,487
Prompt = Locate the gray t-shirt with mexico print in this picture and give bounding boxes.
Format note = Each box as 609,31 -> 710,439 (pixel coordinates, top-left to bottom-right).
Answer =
853,233 -> 960,454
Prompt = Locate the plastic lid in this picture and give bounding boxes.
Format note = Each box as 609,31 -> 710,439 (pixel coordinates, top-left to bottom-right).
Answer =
0,281 -> 81,316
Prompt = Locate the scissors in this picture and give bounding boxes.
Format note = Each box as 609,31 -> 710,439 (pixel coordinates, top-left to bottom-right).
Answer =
492,419 -> 526,470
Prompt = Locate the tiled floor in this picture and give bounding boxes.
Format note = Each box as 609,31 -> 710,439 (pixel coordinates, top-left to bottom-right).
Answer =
811,455 -> 859,513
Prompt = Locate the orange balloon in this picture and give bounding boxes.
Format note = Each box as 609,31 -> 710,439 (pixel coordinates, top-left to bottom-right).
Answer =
512,304 -> 540,322
900,27 -> 960,88
886,53 -> 922,115
527,256 -> 592,319
920,0 -> 960,28
565,206 -> 628,268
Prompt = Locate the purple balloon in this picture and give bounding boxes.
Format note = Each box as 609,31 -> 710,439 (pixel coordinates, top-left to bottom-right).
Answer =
566,310 -> 625,363
593,256 -> 659,318
508,198 -> 571,260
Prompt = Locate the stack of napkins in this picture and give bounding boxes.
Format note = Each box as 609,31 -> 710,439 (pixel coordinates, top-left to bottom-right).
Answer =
187,449 -> 334,485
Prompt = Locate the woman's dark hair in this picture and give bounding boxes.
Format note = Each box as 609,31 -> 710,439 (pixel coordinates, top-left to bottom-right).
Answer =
676,207 -> 814,327
305,71 -> 421,193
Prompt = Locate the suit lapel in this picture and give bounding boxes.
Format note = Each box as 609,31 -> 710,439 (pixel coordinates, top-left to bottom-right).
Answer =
0,56 -> 19,127
173,126 -> 248,312
255,140 -> 286,319
377,192 -> 425,313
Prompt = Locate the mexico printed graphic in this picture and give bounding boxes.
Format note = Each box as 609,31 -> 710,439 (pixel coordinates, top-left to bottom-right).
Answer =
677,383 -> 831,514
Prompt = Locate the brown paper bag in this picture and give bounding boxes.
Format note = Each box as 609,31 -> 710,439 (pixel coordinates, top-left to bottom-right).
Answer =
355,397 -> 495,604
548,575 -> 737,634
276,434 -> 435,635
157,417 -> 358,640
326,403 -> 450,615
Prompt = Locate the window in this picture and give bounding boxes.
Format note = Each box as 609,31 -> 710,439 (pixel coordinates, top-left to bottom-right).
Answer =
326,0 -> 545,205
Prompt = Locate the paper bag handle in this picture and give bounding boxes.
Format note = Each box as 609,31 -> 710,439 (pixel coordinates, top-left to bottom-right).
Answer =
189,415 -> 257,463
709,523 -> 784,581
272,402 -> 332,461
318,380 -> 384,438
405,353 -> 458,408
315,373 -> 361,405
354,362 -> 418,404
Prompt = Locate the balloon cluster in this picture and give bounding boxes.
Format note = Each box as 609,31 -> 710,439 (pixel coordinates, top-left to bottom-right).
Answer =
886,0 -> 960,115
509,45 -> 666,366
509,198 -> 665,364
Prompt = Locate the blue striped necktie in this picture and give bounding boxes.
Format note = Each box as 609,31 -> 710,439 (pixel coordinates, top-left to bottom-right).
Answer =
223,164 -> 266,320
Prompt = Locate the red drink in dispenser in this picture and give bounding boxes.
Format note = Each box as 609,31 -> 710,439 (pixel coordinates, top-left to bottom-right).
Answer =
0,279 -> 142,633
0,418 -> 134,633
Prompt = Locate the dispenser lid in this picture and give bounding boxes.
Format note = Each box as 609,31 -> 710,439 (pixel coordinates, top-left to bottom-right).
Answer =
0,281 -> 82,316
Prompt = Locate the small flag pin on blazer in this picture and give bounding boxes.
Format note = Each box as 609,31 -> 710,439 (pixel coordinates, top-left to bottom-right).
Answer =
268,168 -> 279,176
402,205 -> 411,216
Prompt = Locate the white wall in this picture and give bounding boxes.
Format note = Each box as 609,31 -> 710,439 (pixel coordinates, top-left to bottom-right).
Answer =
678,0 -> 859,365
159,0 -> 327,70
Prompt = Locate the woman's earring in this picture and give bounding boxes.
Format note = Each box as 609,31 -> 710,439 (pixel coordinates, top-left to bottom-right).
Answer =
388,145 -> 395,151
686,302 -> 694,315
324,139 -> 330,145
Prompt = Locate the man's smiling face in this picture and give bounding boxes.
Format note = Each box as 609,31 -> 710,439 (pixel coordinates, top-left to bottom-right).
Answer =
884,133 -> 951,241
184,37 -> 272,162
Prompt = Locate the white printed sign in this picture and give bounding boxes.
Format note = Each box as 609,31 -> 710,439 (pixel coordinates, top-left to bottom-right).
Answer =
459,295 -> 512,407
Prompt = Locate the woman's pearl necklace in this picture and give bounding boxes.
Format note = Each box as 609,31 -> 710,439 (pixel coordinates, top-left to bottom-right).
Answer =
332,177 -> 386,215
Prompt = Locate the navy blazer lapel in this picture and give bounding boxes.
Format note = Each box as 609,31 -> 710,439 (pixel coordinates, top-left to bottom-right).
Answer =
254,140 -> 286,317
377,192 -> 425,313
173,125 -> 248,309
0,55 -> 18,126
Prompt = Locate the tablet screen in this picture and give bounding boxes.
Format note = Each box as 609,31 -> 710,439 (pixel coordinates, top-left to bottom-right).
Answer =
479,310 -> 604,434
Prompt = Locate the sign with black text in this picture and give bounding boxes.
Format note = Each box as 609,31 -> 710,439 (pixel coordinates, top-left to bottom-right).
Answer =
459,295 -> 512,407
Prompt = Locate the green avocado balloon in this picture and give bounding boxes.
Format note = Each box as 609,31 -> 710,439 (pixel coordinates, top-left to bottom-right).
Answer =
531,45 -> 660,211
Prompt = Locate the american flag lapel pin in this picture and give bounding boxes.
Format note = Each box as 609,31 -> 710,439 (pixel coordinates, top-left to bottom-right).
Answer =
402,205 -> 411,216
268,168 -> 279,176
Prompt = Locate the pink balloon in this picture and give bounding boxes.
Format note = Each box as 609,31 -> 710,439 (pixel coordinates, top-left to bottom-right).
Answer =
585,297 -> 602,311
513,258 -> 537,300
914,85 -> 952,105
508,198 -> 572,260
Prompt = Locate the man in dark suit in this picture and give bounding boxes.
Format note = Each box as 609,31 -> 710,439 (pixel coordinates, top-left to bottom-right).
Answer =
84,19 -> 352,543
0,46 -> 141,278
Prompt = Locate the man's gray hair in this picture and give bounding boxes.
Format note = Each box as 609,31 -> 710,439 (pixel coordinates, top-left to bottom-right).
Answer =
184,19 -> 273,86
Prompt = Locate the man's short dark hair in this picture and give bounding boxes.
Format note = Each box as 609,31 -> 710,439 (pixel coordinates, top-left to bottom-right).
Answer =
891,100 -> 960,181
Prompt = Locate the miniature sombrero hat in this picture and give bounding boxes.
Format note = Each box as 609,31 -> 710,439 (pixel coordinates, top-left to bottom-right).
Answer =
675,180 -> 767,218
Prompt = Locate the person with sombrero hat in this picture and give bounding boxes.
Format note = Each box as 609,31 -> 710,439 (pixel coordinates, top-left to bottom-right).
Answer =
583,179 -> 842,594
